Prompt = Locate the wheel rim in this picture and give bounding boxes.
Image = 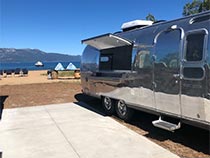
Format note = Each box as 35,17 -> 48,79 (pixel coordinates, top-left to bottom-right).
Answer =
117,100 -> 127,116
104,97 -> 112,110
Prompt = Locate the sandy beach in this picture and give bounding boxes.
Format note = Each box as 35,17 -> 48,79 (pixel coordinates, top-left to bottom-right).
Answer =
0,70 -> 80,86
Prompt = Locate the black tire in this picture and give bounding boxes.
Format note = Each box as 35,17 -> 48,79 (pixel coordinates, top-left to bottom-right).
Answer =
102,96 -> 115,116
115,100 -> 133,122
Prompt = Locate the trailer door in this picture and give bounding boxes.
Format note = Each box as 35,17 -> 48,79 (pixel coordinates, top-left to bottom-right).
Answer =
154,28 -> 183,115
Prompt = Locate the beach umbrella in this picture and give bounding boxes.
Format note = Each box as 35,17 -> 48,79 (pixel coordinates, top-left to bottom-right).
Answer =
66,62 -> 77,70
54,63 -> 64,71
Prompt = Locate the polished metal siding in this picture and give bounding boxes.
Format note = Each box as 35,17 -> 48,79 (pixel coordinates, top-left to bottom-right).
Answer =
81,11 -> 210,127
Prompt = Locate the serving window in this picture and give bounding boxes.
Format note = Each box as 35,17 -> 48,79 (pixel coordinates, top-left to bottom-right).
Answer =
82,33 -> 133,71
99,45 -> 132,71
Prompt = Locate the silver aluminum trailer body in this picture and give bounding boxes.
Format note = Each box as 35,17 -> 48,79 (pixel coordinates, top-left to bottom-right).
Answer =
81,11 -> 210,130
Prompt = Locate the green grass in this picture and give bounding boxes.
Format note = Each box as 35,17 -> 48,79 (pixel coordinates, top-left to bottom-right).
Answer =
58,71 -> 74,77
40,73 -> 47,76
40,70 -> 76,77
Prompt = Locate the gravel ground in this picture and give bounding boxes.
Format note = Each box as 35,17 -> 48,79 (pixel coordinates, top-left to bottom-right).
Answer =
0,82 -> 209,158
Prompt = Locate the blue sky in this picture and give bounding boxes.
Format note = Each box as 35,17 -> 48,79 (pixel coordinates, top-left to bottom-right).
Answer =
0,0 -> 192,55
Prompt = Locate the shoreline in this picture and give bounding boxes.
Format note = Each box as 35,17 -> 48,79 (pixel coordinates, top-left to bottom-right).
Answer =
0,61 -> 81,72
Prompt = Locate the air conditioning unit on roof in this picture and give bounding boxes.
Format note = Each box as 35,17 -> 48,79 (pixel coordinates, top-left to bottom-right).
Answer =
121,20 -> 153,32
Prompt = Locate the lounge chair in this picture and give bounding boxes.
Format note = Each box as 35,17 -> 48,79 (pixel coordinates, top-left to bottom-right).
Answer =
14,68 -> 21,76
5,69 -> 12,77
0,70 -> 3,79
0,70 -> 3,76
22,68 -> 28,76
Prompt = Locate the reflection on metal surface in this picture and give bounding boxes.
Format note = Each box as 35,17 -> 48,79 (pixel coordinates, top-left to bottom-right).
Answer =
81,11 -> 210,130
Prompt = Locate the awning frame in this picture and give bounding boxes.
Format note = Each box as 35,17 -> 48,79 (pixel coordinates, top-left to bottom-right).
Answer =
81,33 -> 133,50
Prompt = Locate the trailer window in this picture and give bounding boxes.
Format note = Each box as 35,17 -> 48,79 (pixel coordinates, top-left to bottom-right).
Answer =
185,32 -> 205,61
134,50 -> 152,69
99,54 -> 113,70
183,67 -> 204,79
100,56 -> 109,62
183,30 -> 207,80
81,46 -> 99,71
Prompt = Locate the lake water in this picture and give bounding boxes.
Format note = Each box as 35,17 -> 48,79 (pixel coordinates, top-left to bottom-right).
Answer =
0,61 -> 81,70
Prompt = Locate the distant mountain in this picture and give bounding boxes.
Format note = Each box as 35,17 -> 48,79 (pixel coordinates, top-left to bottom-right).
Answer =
0,48 -> 81,63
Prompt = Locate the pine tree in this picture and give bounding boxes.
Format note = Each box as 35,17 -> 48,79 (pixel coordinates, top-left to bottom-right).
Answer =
146,13 -> 156,22
183,0 -> 210,16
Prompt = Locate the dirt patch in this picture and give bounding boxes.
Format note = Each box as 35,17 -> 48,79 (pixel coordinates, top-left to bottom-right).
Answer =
0,82 -> 81,108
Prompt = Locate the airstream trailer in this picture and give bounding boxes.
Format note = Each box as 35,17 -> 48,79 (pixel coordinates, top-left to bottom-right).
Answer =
81,11 -> 210,131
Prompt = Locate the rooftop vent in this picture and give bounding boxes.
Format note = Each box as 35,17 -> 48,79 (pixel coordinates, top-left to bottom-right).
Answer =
121,20 -> 153,32
189,15 -> 210,24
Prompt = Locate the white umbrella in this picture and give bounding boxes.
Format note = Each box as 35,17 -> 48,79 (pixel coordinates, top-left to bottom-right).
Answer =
54,63 -> 64,71
66,62 -> 77,70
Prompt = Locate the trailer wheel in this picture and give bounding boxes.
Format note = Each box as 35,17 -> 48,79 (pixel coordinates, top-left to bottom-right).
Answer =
102,97 -> 115,116
116,100 -> 133,121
